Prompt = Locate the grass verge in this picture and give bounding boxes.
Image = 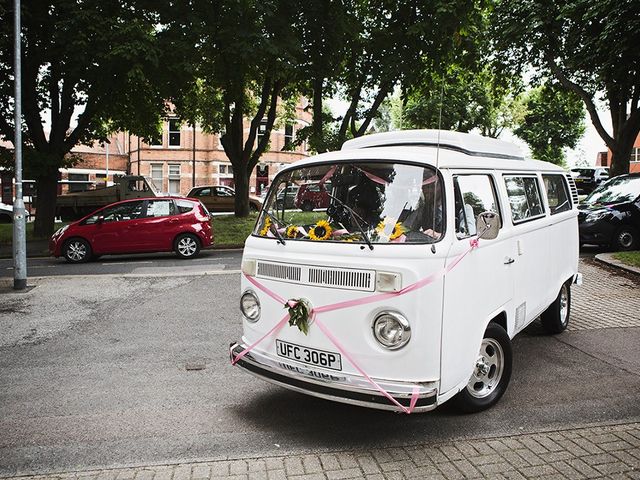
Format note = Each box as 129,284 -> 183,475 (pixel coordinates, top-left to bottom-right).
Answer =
0,222 -> 67,245
211,213 -> 258,247
612,251 -> 640,268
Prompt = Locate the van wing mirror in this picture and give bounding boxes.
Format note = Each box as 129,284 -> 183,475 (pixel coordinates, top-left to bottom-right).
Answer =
476,211 -> 500,240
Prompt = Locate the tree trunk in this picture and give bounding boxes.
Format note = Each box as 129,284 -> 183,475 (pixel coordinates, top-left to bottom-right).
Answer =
33,173 -> 59,238
233,166 -> 250,217
610,136 -> 633,177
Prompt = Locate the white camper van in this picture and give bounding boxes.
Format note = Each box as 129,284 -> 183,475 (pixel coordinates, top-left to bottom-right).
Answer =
231,130 -> 581,413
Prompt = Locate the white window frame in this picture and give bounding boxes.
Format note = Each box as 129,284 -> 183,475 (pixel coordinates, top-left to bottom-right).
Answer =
168,164 -> 181,194
631,147 -> 640,163
168,119 -> 181,148
150,163 -> 164,191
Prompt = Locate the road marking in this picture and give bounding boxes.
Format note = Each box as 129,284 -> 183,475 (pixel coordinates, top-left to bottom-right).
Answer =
101,261 -> 154,265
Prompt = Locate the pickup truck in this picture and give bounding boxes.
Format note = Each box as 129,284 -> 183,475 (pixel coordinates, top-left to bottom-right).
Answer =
56,176 -> 160,221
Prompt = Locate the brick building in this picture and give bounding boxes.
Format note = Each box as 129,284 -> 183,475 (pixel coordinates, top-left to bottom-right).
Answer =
1,101 -> 311,205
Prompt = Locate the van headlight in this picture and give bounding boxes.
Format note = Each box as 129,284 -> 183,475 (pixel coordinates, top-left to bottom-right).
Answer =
372,312 -> 411,350
240,289 -> 261,322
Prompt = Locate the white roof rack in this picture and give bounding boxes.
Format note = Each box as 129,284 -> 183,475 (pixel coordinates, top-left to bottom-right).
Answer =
341,129 -> 525,160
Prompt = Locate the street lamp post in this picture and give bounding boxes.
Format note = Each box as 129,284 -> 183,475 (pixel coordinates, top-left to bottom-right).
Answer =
13,0 -> 27,290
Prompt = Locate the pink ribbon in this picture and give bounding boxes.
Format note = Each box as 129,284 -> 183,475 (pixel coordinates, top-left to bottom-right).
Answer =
232,238 -> 480,413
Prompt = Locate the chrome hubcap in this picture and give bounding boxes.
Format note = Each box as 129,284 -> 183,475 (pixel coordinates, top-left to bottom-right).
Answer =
618,231 -> 633,248
559,285 -> 569,326
178,237 -> 197,256
467,337 -> 504,398
67,242 -> 86,261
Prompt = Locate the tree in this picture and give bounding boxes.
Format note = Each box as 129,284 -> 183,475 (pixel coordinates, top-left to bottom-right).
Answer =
168,0 -> 303,216
492,0 -> 640,176
0,0 -> 165,237
401,64 -> 524,137
514,83 -> 585,166
300,0 -> 487,152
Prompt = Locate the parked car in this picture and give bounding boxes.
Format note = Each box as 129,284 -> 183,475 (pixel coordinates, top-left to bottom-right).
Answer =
0,202 -> 12,223
187,185 -> 262,212
294,182 -> 331,211
578,173 -> 640,251
50,197 -> 212,263
571,167 -> 609,194
274,185 -> 300,209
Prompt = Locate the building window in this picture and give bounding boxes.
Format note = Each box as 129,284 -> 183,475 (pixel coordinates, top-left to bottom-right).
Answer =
257,120 -> 268,145
68,173 -> 90,193
169,119 -> 181,147
284,124 -> 294,149
219,164 -> 233,175
631,147 -> 640,163
151,164 -> 163,191
168,164 -> 181,194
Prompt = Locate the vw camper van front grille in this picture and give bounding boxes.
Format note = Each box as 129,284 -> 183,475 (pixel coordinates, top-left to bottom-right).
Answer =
565,173 -> 579,206
255,261 -> 375,291
308,267 -> 375,291
257,261 -> 301,282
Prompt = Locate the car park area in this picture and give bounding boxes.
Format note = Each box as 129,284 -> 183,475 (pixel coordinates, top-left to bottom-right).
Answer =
0,255 -> 638,477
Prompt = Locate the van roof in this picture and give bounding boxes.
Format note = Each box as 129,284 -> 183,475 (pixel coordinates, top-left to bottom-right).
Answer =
342,130 -> 525,160
284,132 -> 565,173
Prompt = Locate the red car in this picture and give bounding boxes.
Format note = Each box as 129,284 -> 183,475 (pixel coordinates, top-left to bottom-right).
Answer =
294,182 -> 331,211
50,197 -> 212,263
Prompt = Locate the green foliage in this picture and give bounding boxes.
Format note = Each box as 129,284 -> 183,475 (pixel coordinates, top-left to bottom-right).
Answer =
286,300 -> 310,335
0,0 -> 167,235
491,0 -> 640,175
514,83 -> 585,166
211,213 -> 258,246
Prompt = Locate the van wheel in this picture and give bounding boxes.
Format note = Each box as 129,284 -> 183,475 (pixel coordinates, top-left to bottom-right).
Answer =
63,238 -> 92,263
301,201 -> 313,212
174,233 -> 200,259
452,323 -> 512,413
612,226 -> 637,251
541,282 -> 570,334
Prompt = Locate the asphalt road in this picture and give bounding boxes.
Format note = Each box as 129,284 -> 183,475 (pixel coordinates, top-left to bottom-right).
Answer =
0,249 -> 243,278
0,258 -> 639,476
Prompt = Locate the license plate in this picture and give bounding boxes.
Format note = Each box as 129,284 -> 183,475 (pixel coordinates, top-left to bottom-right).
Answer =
276,339 -> 342,371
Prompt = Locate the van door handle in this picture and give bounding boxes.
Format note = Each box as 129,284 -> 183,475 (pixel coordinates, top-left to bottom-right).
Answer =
504,257 -> 515,265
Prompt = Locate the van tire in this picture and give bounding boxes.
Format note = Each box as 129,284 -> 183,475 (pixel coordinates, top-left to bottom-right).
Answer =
174,233 -> 201,259
301,200 -> 314,212
612,226 -> 638,251
452,323 -> 512,413
541,282 -> 571,334
63,238 -> 92,263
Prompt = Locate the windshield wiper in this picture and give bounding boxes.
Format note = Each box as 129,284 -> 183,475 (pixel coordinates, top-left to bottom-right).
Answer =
327,193 -> 374,250
264,211 -> 286,245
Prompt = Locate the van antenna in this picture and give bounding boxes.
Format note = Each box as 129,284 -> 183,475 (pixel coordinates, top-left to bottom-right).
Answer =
431,69 -> 446,250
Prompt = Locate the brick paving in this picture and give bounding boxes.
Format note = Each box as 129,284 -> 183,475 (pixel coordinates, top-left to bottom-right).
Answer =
3,422 -> 638,480
570,258 -> 640,331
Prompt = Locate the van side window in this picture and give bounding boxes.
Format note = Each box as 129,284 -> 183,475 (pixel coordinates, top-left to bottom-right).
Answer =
504,176 -> 545,223
454,175 -> 501,239
542,175 -> 571,214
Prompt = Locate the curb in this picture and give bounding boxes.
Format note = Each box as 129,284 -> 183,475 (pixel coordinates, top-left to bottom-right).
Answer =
595,252 -> 640,276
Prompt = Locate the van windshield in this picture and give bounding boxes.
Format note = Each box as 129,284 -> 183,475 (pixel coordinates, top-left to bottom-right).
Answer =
255,162 -> 444,244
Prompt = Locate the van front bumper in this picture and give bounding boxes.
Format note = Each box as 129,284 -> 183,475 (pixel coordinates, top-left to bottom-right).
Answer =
230,342 -> 439,412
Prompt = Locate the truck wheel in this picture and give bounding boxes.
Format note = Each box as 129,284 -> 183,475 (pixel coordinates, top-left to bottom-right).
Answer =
612,226 -> 638,251
452,323 -> 512,413
63,238 -> 92,263
174,233 -> 201,259
541,282 -> 571,334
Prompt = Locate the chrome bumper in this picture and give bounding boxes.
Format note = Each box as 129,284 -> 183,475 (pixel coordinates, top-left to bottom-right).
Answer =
230,342 -> 439,412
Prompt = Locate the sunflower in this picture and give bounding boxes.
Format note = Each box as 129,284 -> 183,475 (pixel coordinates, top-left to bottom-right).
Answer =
309,219 -> 333,241
376,219 -> 405,240
285,225 -> 300,238
259,216 -> 272,236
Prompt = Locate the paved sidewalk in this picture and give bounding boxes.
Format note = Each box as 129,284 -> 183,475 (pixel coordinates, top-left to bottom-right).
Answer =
2,422 -> 638,480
